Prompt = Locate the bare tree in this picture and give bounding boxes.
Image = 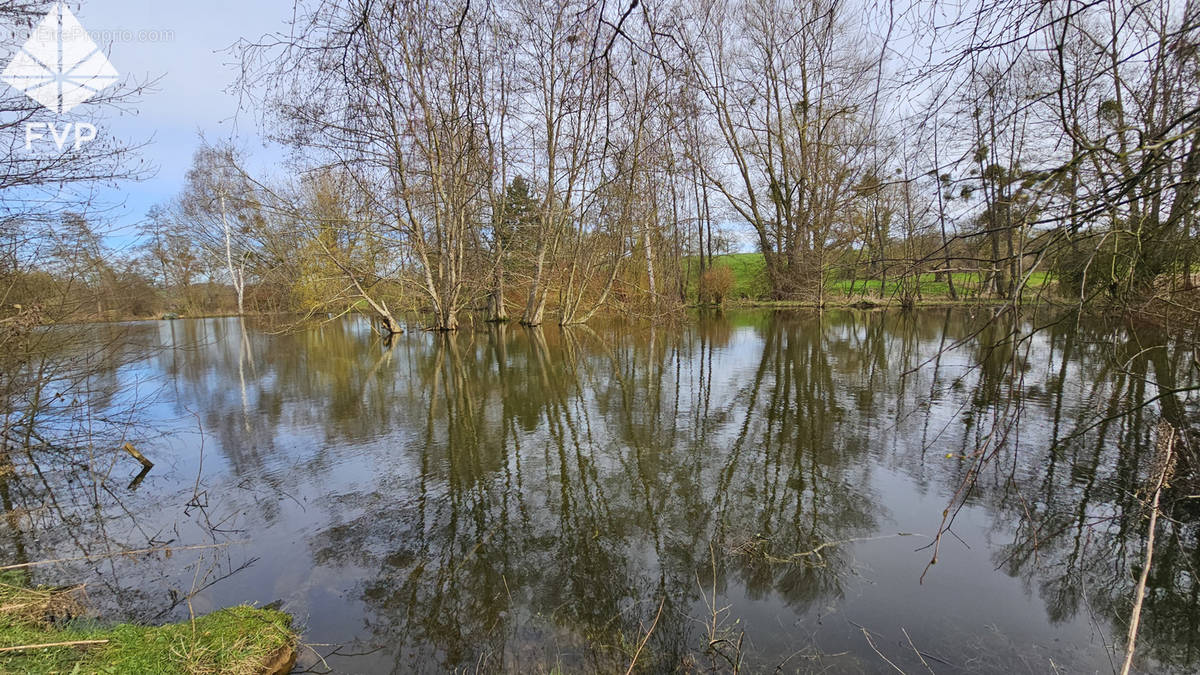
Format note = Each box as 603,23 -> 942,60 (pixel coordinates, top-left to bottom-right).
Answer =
681,0 -> 876,302
178,144 -> 263,316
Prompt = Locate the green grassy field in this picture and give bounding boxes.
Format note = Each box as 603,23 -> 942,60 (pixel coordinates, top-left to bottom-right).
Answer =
687,253 -> 1054,305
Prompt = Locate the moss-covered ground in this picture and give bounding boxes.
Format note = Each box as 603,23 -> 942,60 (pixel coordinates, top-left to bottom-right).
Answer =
0,572 -> 296,674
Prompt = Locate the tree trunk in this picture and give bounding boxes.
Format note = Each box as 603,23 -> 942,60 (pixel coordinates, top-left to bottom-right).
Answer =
438,305 -> 460,331
487,260 -> 508,322
522,236 -> 548,326
643,226 -> 657,305
220,192 -> 244,316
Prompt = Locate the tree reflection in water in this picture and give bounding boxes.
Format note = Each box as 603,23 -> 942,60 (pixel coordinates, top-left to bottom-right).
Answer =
0,310 -> 1196,673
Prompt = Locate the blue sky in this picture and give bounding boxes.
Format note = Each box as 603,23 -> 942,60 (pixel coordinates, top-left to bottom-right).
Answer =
23,1 -> 294,243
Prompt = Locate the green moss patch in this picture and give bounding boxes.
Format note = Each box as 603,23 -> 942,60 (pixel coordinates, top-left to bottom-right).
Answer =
0,574 -> 296,674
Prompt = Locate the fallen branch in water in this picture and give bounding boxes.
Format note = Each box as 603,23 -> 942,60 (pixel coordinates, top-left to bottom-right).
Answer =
861,627 -> 904,674
0,541 -> 246,571
902,627 -> 935,674
0,639 -> 109,653
121,442 -> 153,470
755,532 -> 926,564
1120,421 -> 1177,675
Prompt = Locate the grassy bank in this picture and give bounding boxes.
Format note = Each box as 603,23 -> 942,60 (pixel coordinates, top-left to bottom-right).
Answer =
0,573 -> 297,674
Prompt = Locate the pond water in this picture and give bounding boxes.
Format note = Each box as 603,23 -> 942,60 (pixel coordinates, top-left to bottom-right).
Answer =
3,310 -> 1198,673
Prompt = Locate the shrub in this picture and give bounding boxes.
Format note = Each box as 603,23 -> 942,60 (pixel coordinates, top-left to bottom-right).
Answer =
698,266 -> 735,305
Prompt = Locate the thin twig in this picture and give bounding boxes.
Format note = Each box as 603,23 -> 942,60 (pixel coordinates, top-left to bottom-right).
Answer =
1120,424 -> 1176,675
625,596 -> 665,675
0,639 -> 109,653
861,627 -> 904,674
902,627 -> 935,674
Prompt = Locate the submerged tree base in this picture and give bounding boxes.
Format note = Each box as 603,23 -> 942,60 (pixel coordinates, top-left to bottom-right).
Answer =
0,574 -> 297,674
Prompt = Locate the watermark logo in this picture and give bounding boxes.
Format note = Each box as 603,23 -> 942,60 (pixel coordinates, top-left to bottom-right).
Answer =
3,3 -> 116,152
3,2 -> 118,114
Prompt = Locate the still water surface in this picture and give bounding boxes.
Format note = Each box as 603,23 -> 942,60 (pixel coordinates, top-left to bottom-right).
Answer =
5,310 -> 1198,673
